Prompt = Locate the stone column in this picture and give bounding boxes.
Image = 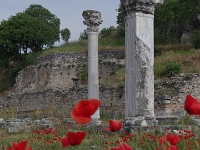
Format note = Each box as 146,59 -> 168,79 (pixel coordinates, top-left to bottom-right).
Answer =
120,0 -> 163,127
82,10 -> 103,125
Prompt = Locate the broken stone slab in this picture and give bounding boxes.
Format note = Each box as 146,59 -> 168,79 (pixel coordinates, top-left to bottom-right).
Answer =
160,100 -> 171,104
39,118 -> 58,129
6,125 -> 31,133
62,118 -> 75,125
156,116 -> 179,125
39,123 -> 54,129
161,95 -> 171,100
5,118 -> 31,133
0,118 -> 4,128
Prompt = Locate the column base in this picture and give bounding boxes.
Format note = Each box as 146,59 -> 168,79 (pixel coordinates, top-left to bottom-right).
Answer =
90,118 -> 102,126
86,119 -> 102,133
123,115 -> 158,133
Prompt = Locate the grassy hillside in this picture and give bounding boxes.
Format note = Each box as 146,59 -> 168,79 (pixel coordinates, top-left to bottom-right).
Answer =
40,38 -> 125,57
0,38 -> 200,96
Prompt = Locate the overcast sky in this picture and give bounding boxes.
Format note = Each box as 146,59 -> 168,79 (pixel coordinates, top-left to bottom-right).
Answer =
0,0 -> 120,45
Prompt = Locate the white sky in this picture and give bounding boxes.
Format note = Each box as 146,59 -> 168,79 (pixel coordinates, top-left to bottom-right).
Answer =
0,0 -> 120,45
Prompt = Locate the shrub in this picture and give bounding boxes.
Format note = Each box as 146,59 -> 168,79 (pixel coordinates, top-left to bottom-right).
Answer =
154,43 -> 193,56
154,31 -> 180,46
161,61 -> 182,77
25,52 -> 41,66
10,65 -> 24,79
191,30 -> 200,49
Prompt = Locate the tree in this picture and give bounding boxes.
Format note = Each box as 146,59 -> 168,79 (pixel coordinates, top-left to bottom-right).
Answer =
116,5 -> 125,30
155,0 -> 200,38
99,26 -> 116,38
117,0 -> 200,44
60,28 -> 71,43
79,29 -> 88,40
0,12 -> 57,65
24,4 -> 60,49
0,4 -> 61,66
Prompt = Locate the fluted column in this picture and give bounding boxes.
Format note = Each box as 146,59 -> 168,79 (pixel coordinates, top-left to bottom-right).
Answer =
121,0 -> 163,127
82,10 -> 103,125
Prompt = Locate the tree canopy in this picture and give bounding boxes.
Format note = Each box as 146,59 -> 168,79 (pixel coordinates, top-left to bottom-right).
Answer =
61,28 -> 71,43
116,0 -> 200,45
0,4 -> 62,66
24,4 -> 61,50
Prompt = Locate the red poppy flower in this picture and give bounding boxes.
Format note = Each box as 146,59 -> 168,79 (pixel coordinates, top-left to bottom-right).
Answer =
104,119 -> 122,132
184,94 -> 200,115
9,141 -> 32,150
7,146 -> 12,150
71,99 -> 101,124
159,133 -> 181,145
166,133 -> 181,145
61,131 -> 86,148
111,143 -> 132,150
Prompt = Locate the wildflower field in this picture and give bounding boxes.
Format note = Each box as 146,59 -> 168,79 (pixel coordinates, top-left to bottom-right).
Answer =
1,95 -> 200,150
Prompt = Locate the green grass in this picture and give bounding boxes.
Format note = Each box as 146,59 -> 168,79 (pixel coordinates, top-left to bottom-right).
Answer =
1,39 -> 200,95
40,38 -> 125,57
154,49 -> 200,78
0,113 -> 200,150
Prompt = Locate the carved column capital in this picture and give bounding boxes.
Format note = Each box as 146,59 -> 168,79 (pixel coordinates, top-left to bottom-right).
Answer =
82,10 -> 103,32
120,0 -> 157,15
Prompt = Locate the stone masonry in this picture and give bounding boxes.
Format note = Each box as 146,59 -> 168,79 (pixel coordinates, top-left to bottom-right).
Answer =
0,51 -> 200,121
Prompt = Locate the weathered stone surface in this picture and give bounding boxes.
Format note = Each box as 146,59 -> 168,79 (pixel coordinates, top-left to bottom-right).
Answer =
82,10 -> 103,32
121,0 -> 156,15
122,0 -> 156,128
82,10 -> 103,124
14,51 -> 125,93
1,51 -> 200,123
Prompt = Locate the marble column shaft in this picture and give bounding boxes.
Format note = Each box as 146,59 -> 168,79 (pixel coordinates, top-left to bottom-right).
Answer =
121,0 -> 162,125
82,10 -> 103,123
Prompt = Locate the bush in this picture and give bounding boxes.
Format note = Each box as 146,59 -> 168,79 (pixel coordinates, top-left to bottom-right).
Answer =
0,69 -> 15,93
161,61 -> 182,77
25,52 -> 41,66
11,65 -> 24,79
191,30 -> 200,49
154,31 -> 180,46
154,61 -> 182,78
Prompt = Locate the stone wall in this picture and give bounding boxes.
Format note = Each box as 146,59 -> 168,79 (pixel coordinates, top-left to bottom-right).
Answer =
5,86 -> 125,115
1,50 -> 200,120
14,50 -> 125,93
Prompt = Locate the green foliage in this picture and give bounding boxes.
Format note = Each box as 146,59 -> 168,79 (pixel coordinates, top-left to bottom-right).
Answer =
154,31 -> 180,45
25,4 -> 60,47
0,4 -> 60,67
183,75 -> 192,81
0,69 -> 15,93
10,65 -> 24,79
60,28 -> 71,43
154,61 -> 182,77
117,0 -> 200,45
99,37 -> 125,47
99,26 -> 116,38
25,52 -> 41,66
191,30 -> 200,49
79,29 -> 88,40
155,0 -> 200,38
77,64 -> 88,83
116,5 -> 125,30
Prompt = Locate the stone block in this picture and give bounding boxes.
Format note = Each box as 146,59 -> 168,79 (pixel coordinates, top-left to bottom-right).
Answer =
156,116 -> 179,125
160,100 -> 171,104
